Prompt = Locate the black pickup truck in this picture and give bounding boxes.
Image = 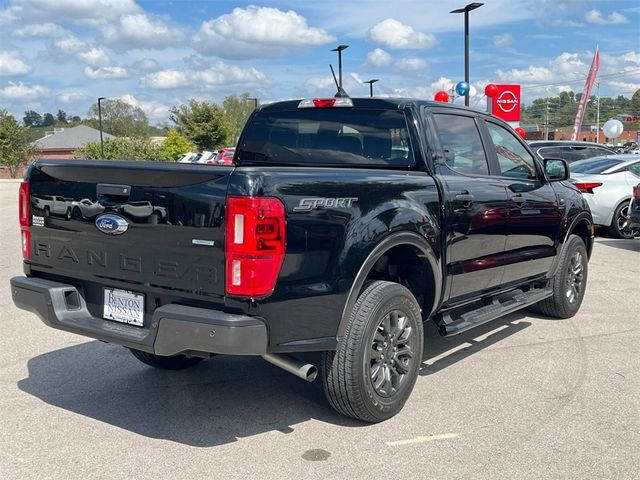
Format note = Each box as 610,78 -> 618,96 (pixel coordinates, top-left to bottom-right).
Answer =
11,97 -> 594,422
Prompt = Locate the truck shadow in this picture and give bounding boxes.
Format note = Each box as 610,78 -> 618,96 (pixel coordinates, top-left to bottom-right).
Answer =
18,311 -> 539,446
420,311 -> 535,376
18,343 -> 359,447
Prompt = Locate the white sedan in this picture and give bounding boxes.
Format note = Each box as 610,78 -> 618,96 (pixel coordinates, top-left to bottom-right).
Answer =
570,155 -> 640,238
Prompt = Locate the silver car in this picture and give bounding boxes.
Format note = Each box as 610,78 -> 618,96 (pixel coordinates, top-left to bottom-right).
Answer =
570,155 -> 640,238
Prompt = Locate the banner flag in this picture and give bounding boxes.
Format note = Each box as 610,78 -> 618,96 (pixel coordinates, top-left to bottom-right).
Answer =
571,47 -> 600,141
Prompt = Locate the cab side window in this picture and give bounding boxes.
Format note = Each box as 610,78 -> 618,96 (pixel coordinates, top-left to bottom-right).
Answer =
486,122 -> 537,180
433,114 -> 489,176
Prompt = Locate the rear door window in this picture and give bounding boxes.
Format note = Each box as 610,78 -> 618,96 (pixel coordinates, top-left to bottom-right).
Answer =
237,108 -> 414,167
432,114 -> 489,175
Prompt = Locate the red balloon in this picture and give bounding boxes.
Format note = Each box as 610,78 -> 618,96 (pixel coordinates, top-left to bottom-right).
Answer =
434,90 -> 449,103
485,83 -> 499,98
514,127 -> 526,139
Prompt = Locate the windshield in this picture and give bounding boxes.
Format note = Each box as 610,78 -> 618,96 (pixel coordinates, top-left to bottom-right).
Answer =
237,108 -> 414,167
570,157 -> 624,174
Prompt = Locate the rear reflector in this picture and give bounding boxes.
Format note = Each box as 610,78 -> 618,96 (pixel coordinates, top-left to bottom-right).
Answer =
298,98 -> 354,108
18,181 -> 30,260
225,196 -> 286,298
574,182 -> 603,194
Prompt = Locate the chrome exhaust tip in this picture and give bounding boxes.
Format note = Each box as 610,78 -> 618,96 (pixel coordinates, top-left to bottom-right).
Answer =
262,354 -> 317,382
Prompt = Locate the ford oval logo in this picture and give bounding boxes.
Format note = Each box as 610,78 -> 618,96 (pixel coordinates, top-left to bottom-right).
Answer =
95,214 -> 129,235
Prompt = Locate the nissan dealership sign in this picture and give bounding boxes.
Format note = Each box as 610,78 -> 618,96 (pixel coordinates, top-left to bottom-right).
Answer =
490,84 -> 521,122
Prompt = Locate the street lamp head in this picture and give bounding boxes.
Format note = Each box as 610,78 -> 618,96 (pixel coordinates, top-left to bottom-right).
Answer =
364,79 -> 379,84
98,97 -> 106,101
450,2 -> 484,13
331,44 -> 349,52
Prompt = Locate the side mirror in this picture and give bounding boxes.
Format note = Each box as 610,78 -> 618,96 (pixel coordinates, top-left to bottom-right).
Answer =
544,158 -> 569,182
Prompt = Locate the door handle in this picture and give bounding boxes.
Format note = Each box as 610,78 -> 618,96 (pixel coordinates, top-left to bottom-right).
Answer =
511,195 -> 527,204
455,192 -> 475,203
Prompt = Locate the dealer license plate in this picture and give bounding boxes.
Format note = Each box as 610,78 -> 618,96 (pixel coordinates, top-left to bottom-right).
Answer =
103,288 -> 145,327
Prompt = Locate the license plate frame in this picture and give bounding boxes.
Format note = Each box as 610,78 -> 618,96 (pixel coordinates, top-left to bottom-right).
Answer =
103,288 -> 145,327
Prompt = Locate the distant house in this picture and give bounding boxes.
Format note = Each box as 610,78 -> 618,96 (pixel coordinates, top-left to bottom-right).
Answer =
33,125 -> 115,160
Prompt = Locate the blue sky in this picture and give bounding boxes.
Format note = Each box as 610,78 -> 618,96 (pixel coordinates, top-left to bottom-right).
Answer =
0,0 -> 638,122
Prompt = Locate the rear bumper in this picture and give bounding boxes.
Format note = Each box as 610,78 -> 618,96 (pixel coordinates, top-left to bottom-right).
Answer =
10,276 -> 267,356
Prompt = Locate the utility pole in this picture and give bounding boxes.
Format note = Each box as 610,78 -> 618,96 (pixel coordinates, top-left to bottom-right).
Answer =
97,97 -> 105,159
544,98 -> 550,140
595,81 -> 600,144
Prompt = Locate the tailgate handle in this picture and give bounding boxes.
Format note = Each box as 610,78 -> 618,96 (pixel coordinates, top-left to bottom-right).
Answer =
97,184 -> 131,201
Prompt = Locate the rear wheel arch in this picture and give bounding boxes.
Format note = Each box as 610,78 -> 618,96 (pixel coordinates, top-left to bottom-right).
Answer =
336,232 -> 441,339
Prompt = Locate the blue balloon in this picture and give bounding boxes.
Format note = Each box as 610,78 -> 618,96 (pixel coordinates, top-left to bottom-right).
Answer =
455,81 -> 470,96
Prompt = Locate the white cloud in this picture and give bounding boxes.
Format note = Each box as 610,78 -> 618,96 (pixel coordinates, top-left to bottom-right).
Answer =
492,33 -> 513,49
609,80 -> 640,93
0,81 -> 49,99
84,66 -> 128,79
0,0 -> 141,27
549,19 -> 583,28
57,91 -> 88,103
305,76 -> 335,91
366,48 -> 392,67
585,9 -> 628,25
16,22 -> 66,37
0,51 -> 32,76
431,77 -> 454,92
131,57 -> 160,72
395,57 -> 427,71
53,34 -> 88,54
368,19 -> 436,50
77,48 -> 111,67
140,61 -> 267,89
194,6 -> 334,59
119,94 -> 168,119
101,13 -> 184,50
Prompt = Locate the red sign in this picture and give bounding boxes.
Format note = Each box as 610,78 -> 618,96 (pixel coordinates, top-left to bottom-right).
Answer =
491,84 -> 521,122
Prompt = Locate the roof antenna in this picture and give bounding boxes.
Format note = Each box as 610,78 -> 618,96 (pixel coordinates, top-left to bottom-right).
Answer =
330,64 -> 349,98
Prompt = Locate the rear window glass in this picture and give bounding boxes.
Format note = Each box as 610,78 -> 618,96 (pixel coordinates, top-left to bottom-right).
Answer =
569,158 -> 623,174
237,108 -> 414,167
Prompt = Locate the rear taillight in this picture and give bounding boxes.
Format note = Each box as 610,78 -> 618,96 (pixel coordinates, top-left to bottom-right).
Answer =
574,182 -> 603,194
18,181 -> 31,260
225,196 -> 286,297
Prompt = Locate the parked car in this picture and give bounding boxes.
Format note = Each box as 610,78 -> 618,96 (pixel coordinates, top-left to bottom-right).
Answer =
624,184 -> 640,230
215,147 -> 235,165
530,141 -> 616,163
196,151 -> 217,164
177,152 -> 199,163
12,97 -> 594,422
570,155 -> 640,238
31,195 -> 73,219
71,198 -> 104,219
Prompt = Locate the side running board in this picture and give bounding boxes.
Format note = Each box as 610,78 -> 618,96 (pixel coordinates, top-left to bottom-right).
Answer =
436,287 -> 552,336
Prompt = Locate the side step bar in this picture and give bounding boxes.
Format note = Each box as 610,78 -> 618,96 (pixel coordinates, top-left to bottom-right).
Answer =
436,287 -> 552,336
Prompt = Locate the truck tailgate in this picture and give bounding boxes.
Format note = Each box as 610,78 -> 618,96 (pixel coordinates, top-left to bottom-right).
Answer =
27,160 -> 230,299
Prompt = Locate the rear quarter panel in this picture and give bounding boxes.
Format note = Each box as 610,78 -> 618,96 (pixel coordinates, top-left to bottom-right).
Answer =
227,167 -> 441,350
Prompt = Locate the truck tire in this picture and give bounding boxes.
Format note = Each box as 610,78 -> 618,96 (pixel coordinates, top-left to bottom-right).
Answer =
538,235 -> 588,319
129,348 -> 204,370
608,201 -> 637,239
321,281 -> 423,423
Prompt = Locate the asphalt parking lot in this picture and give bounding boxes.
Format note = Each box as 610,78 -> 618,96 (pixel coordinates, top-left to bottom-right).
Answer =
0,181 -> 638,480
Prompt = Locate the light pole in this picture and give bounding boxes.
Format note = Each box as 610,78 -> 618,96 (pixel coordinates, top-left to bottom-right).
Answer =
331,44 -> 349,90
248,97 -> 259,109
97,97 -> 106,159
363,79 -> 379,97
450,2 -> 483,106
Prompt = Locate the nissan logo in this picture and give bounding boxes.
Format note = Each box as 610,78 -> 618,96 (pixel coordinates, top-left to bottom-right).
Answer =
496,90 -> 519,113
95,214 -> 129,235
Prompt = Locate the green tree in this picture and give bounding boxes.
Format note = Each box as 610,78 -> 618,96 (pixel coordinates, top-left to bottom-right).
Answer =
170,99 -> 232,150
0,110 -> 37,178
42,112 -> 55,127
56,109 -> 68,124
87,99 -> 149,137
223,92 -> 256,141
74,137 -> 166,161
23,110 -> 42,127
161,129 -> 194,161
632,89 -> 640,113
